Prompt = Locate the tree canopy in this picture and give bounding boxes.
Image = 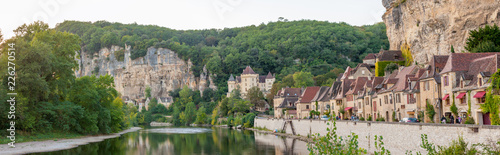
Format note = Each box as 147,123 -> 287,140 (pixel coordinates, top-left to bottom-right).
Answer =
466,24 -> 500,53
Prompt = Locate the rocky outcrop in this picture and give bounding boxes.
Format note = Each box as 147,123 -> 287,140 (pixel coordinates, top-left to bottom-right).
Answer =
75,45 -> 216,100
382,0 -> 500,64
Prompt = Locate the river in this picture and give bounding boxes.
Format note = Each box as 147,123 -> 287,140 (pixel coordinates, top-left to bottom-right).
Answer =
29,127 -> 309,155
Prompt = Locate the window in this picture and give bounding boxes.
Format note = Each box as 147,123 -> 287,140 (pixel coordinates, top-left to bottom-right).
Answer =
460,81 -> 463,88
306,105 -> 309,109
358,103 -> 361,108
362,70 -> 365,74
379,99 -> 382,106
444,76 -> 449,86
425,81 -> 429,90
479,78 -> 483,86
478,97 -> 485,104
390,94 -> 393,104
384,96 -> 388,104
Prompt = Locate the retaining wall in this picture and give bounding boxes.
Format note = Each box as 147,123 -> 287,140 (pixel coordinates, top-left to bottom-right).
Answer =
254,118 -> 500,153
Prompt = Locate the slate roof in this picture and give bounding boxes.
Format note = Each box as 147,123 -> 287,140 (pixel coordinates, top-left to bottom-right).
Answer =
266,72 -> 273,79
259,76 -> 266,83
335,79 -> 355,99
228,74 -> 235,81
277,98 -> 299,108
242,66 -> 256,74
463,54 -> 500,87
377,50 -> 404,61
277,88 -> 302,97
299,86 -> 321,103
313,86 -> 331,102
328,81 -> 342,99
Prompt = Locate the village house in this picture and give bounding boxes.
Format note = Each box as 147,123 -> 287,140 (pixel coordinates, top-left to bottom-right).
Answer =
273,88 -> 302,118
296,86 -> 320,118
418,55 -> 449,123
227,66 -> 275,97
438,53 -> 499,125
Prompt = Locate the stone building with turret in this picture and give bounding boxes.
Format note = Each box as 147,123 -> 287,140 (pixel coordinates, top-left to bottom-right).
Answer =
227,66 -> 275,97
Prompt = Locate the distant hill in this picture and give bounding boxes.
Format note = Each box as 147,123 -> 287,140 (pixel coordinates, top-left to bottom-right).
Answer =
55,20 -> 389,91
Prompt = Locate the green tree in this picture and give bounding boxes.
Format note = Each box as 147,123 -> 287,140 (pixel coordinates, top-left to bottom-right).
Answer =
195,107 -> 207,124
293,71 -> 314,88
384,63 -> 399,74
450,94 -> 458,118
181,102 -> 197,125
145,85 -> 152,98
466,24 -> 500,53
246,86 -> 266,110
450,45 -> 455,53
426,101 -> 436,123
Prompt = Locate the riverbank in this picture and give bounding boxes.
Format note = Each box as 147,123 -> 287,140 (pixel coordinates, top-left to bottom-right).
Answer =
0,127 -> 142,155
244,127 -> 313,143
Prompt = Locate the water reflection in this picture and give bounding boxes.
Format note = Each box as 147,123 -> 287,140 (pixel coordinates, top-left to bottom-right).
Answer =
31,127 -> 308,155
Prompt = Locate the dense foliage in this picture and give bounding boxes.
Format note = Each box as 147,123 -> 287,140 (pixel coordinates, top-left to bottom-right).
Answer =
0,22 -> 135,136
375,61 -> 405,77
466,24 -> 500,53
55,20 -> 389,95
481,69 -> 500,125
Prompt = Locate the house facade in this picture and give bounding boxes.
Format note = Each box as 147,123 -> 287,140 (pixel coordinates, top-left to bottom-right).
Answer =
227,66 -> 275,97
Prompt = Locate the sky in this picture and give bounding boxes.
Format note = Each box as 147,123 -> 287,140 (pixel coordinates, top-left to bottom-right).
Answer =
0,0 -> 386,40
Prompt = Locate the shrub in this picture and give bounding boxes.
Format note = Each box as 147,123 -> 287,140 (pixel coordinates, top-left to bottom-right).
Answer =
367,115 -> 372,121
360,117 -> 365,121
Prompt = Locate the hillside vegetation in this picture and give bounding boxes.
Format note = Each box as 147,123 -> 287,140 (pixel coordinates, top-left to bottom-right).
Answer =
55,19 -> 389,95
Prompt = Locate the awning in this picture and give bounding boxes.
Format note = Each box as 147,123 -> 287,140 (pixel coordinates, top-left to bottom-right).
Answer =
456,92 -> 466,99
407,111 -> 415,114
443,94 -> 449,100
459,109 -> 467,113
473,91 -> 486,98
344,107 -> 352,111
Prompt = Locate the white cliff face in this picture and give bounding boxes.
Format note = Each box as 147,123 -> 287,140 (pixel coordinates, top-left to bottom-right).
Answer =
383,0 -> 500,64
75,45 -> 214,100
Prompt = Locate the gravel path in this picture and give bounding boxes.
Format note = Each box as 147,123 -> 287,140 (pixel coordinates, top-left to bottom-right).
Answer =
0,127 -> 142,155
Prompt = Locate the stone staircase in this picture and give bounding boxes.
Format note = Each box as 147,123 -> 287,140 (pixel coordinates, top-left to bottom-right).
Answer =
282,120 -> 296,135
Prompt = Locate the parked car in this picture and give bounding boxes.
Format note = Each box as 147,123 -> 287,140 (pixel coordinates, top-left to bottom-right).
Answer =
320,115 -> 329,121
400,117 -> 419,123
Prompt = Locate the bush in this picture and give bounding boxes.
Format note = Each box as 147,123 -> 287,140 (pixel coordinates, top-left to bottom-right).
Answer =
375,61 -> 405,77
360,117 -> 365,121
228,116 -> 234,128
367,115 -> 372,121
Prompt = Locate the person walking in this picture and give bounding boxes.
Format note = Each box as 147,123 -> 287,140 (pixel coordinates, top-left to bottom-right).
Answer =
450,115 -> 454,124
441,115 -> 446,124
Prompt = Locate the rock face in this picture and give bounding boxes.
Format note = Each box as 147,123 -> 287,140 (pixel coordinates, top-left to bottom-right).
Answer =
382,0 -> 500,64
75,45 -> 216,100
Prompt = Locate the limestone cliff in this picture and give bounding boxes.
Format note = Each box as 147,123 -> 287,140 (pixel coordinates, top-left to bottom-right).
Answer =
75,45 -> 216,100
382,0 -> 500,64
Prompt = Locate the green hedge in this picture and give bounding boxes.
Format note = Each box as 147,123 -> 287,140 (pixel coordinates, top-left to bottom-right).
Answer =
375,61 -> 405,77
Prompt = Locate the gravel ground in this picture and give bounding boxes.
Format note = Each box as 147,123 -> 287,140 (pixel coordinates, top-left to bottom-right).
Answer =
0,127 -> 142,155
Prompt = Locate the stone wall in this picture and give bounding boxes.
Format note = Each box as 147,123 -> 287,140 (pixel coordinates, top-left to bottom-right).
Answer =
255,118 -> 500,153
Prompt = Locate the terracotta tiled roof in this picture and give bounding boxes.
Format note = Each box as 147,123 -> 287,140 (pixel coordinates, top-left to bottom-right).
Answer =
345,77 -> 368,95
363,53 -> 376,60
440,53 -> 498,74
393,66 -> 418,91
377,50 -> 404,61
299,86 -> 321,103
242,66 -> 256,74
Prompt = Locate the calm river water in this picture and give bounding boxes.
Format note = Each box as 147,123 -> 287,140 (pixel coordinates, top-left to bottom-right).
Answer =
31,127 -> 309,155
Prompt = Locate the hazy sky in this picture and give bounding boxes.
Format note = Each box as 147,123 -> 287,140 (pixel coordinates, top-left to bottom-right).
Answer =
0,0 -> 386,39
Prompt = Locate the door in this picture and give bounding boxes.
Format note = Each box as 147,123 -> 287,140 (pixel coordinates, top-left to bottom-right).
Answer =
483,112 -> 491,125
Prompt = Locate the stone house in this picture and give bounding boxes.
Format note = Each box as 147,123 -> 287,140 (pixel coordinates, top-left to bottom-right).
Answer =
439,53 -> 499,125
418,55 -> 449,123
296,86 -> 320,119
345,77 -> 369,118
311,86 -> 331,116
273,88 -> 302,118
